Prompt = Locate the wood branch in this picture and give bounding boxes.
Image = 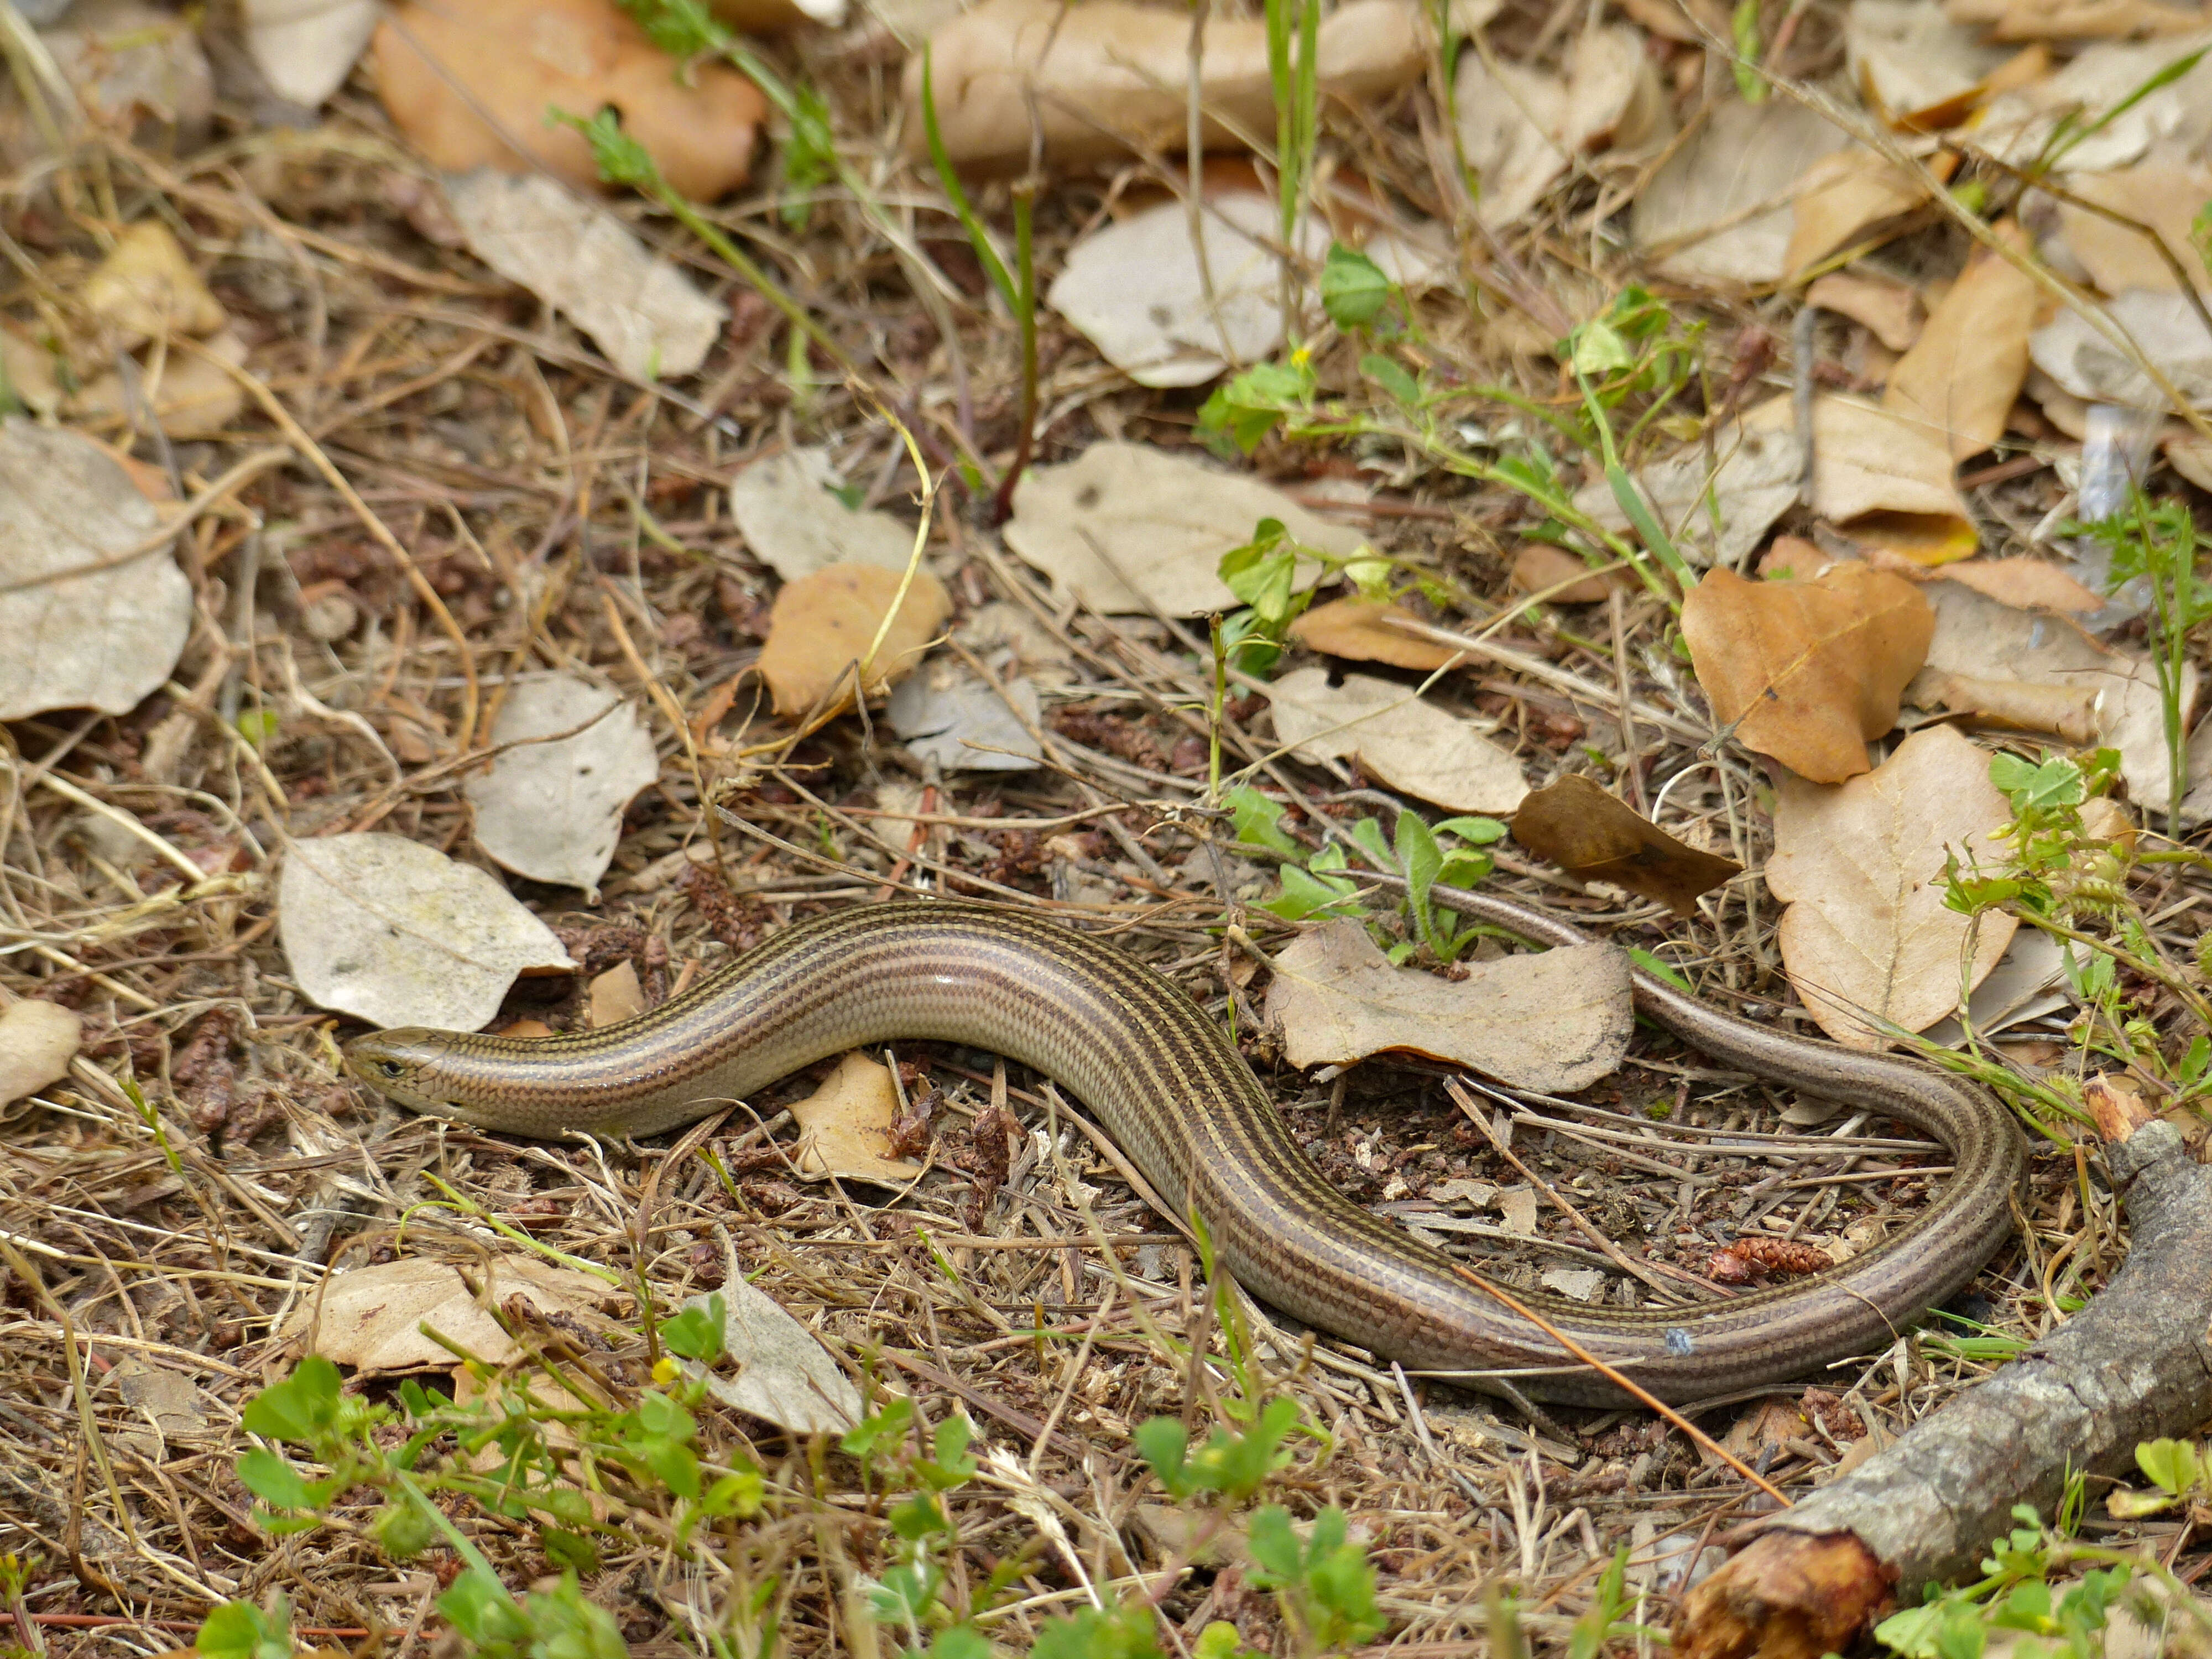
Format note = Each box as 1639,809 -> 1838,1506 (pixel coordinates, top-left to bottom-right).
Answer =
1676,1098 -> 2212,1659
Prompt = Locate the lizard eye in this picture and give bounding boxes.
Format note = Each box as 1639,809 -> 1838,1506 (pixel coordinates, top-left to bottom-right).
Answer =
377,1060 -> 404,1078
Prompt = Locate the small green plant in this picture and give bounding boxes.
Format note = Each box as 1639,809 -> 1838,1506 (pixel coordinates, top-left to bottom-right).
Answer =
1214,517 -> 1390,675
2193,198 -> 2211,279
2106,1438 -> 2211,1520
1871,1504 -> 2150,1659
1729,0 -> 1767,101
1265,0 -> 1322,326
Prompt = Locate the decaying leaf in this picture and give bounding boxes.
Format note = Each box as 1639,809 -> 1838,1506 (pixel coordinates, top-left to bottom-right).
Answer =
373,0 -> 765,198
1764,724 -> 2016,1050
1681,561 -> 1934,783
1947,0 -> 2205,41
1511,776 -> 1742,918
1288,597 -> 1462,669
904,0 -> 1424,173
758,562 -> 951,718
679,1279 -> 864,1434
1882,222 -> 2039,461
1976,33 -> 2212,173
466,675 -> 660,898
2029,289 -> 2212,410
887,664 -> 1043,771
589,960 -> 647,1027
1909,669 -> 2100,742
789,1052 -> 926,1184
0,1000 -> 81,1106
1267,667 -> 1529,812
285,1255 -> 624,1376
1924,927 -> 2072,1047
79,221 -> 226,349
1263,919 -> 1631,1093
0,421 -> 192,722
112,1358 -> 207,1460
1511,544 -> 1631,602
1808,394 -> 1978,564
1634,98 -> 1850,284
243,0 -> 378,107
1784,146 -> 1936,279
1003,442 -> 1363,615
444,171 -> 724,382
279,832 -> 575,1031
1454,27 -> 1668,229
729,447 -> 917,581
2054,160 -> 2212,296
1845,0 -> 2017,125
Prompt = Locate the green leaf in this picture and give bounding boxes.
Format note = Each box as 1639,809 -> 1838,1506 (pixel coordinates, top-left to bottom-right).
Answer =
1262,863 -> 1364,921
658,1294 -> 726,1362
1193,1623 -> 1246,1659
551,108 -> 659,192
1219,519 -> 1303,625
2177,1034 -> 2209,1088
1433,816 -> 1507,844
1246,1505 -> 1302,1581
1989,752 -> 2084,816
1032,1600 -> 1166,1659
1568,318 -> 1633,377
1628,948 -> 1693,993
523,1571 -> 629,1659
1348,816 -> 1395,871
241,1355 -> 344,1444
1320,243 -> 1392,328
2104,1485 -> 2179,1519
1361,352 -> 1420,407
439,1568 -> 530,1648
1225,786 -> 1303,858
2136,1437 -> 2202,1496
1875,1603 -> 1945,1659
1133,1416 -> 1192,1498
619,0 -> 728,55
237,1447 -> 326,1513
1731,0 -> 1767,101
839,1396 -> 914,1460
373,1498 -> 438,1563
195,1598 -> 293,1659
541,1527 -> 601,1573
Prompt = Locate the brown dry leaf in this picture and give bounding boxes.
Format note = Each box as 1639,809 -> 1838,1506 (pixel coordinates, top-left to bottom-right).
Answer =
1267,667 -> 1528,812
373,0 -> 765,199
79,221 -> 226,350
1785,147 -> 1937,279
1945,0 -> 2205,39
1510,776 -> 1742,918
589,961 -> 646,1027
1511,544 -> 1631,602
758,563 -> 951,718
1844,0 -> 2018,126
1910,669 -> 2101,742
0,1000 -> 80,1106
789,1052 -> 926,1184
1808,272 -> 1925,351
1765,724 -> 2017,1049
1882,223 -> 2040,461
1934,556 -> 2103,612
1262,919 -> 1631,1093
1634,98 -> 1850,285
1454,27 -> 1668,229
1809,395 -> 1979,564
2056,160 -> 2212,296
1288,597 -> 1460,669
905,0 -> 1422,173
285,1256 -> 625,1376
1681,562 -> 1934,783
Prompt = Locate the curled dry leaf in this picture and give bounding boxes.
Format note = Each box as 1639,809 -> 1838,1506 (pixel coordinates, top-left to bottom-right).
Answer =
1932,556 -> 2103,613
758,562 -> 951,718
1454,26 -> 1668,229
789,1052 -> 926,1184
1924,927 -> 2072,1047
887,665 -> 1043,772
1267,667 -> 1528,813
444,171 -> 723,382
373,0 -> 765,199
679,1280 -> 863,1434
1003,442 -> 1363,615
729,447 -> 916,582
1681,561 -> 1934,784
279,832 -> 575,1031
1844,0 -> 2018,126
0,1000 -> 81,1106
1634,98 -> 1850,285
1882,222 -> 2039,461
904,0 -> 1423,173
0,421 -> 192,722
1785,146 -> 1937,279
1910,669 -> 2100,742
2054,160 -> 2212,296
1510,776 -> 1741,918
284,1256 -> 623,1376
1764,724 -> 2016,1050
466,675 -> 660,898
1263,919 -> 1631,1093
1976,33 -> 2212,173
1809,394 -> 1977,565
1288,597 -> 1461,669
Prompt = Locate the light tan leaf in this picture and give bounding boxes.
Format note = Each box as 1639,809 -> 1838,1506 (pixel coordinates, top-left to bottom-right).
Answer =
1975,34 -> 2212,171
886,664 -> 1043,771
1933,556 -> 2103,613
902,0 -> 1423,173
2030,289 -> 2212,409
285,1256 -> 624,1376
2055,160 -> 2212,296
1946,0 -> 2204,40
1908,668 -> 2100,742
279,832 -> 575,1030
758,562 -> 951,718
1807,272 -> 1925,351
1785,146 -> 1936,278
1510,544 -> 1631,602
729,447 -> 920,582
1809,394 -> 1978,563
1510,776 -> 1741,918
0,421 -> 192,722
79,221 -> 226,349
1882,222 -> 2040,461
1844,0 -> 2016,126
1681,561 -> 1934,782
466,674 -> 660,897
1764,724 -> 2017,1050
112,1358 -> 207,1460
69,330 -> 247,440
1633,98 -> 1850,284
1924,927 -> 2072,1046
444,171 -> 723,382
1263,919 -> 1631,1093
0,1000 -> 81,1106
1574,401 -> 1802,568
1454,27 -> 1667,229
1004,442 -> 1363,616
1288,597 -> 1462,669
680,1280 -> 863,1434
372,0 -> 765,199
589,961 -> 647,1027
244,0 -> 379,107
789,1052 -> 925,1184
1267,667 -> 1528,812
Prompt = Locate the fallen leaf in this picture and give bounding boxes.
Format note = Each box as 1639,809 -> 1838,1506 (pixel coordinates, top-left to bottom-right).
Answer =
954,600 -> 1079,685
1262,919 -> 1631,1093
1633,98 -> 1850,284
465,675 -> 660,898
285,1255 -> 624,1375
1808,394 -> 1978,563
589,961 -> 647,1027
279,832 -> 575,1030
904,0 -> 1423,173
1923,927 -> 2072,1046
79,221 -> 226,349
1542,1266 -> 1606,1302
1946,0 -> 2205,40
1882,222 -> 2040,461
1510,776 -> 1742,917
1048,192 -> 1326,387
2029,289 -> 2212,410
679,1280 -> 864,1434
758,562 -> 951,718
1910,582 -> 2192,806
1267,667 -> 1529,812
1454,27 -> 1669,229
0,421 -> 192,722
444,171 -> 724,382
1908,669 -> 2100,742
1495,1185 -> 1539,1234
1807,271 -> 1925,351
789,1052 -> 926,1183
1574,403 -> 1802,569
728,447 -> 917,581
1845,0 -> 2017,125
1288,597 -> 1462,669
1003,442 -> 1363,616
1976,33 -> 2212,172
40,1 -> 214,154
1681,561 -> 1934,782
1510,544 -> 1632,602
112,1358 -> 206,1460
373,0 -> 765,199
0,1000 -> 81,1105
886,664 -> 1043,771
1932,556 -> 2103,612
243,0 -> 378,107
69,328 -> 249,440
1785,145 -> 1937,278
2054,160 -> 2212,296
1765,725 -> 2016,1049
